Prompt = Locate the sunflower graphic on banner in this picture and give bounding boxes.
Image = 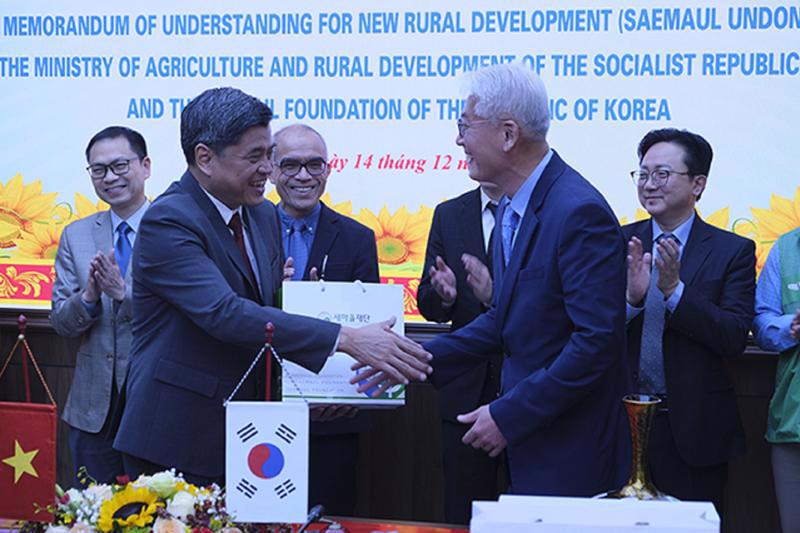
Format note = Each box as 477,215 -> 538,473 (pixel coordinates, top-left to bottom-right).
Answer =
225,401 -> 309,523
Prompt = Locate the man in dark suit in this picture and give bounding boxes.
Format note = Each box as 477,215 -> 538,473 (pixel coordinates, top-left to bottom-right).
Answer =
415,64 -> 630,495
417,183 -> 503,524
270,124 -> 379,515
624,128 -> 755,514
51,126 -> 151,485
114,88 -> 431,486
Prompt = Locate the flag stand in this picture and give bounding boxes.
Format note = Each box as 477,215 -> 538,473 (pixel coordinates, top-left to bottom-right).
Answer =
0,314 -> 57,522
265,323 -> 274,401
224,323 -> 311,523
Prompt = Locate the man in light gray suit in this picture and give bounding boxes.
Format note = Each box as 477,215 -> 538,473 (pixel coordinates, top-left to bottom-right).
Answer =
50,126 -> 150,485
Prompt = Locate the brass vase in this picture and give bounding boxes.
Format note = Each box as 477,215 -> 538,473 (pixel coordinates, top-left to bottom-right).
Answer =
604,394 -> 677,501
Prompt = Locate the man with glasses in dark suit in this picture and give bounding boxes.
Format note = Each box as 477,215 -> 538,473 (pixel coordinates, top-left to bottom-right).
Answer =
623,128 -> 755,517
271,123 -> 379,516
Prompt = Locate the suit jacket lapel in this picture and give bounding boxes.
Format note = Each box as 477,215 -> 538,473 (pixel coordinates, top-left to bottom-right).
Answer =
460,189 -> 487,264
634,220 -> 653,255
91,211 -> 114,309
495,205 -> 539,323
306,203 -> 339,279
92,210 -> 113,257
244,207 -> 273,303
495,152 -> 563,324
181,172 -> 260,297
679,215 -> 712,286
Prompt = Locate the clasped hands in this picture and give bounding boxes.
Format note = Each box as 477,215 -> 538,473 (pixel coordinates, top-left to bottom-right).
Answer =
282,257 -> 321,282
82,249 -> 126,304
430,254 -> 493,307
626,236 -> 681,305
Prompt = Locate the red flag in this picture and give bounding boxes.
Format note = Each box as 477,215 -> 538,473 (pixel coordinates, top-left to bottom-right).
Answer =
0,401 -> 56,522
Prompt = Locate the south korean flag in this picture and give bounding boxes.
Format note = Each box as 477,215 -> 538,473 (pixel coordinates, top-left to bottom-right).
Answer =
226,401 -> 309,523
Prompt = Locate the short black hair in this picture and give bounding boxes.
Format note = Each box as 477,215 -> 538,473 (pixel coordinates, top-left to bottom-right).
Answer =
85,126 -> 147,162
180,87 -> 273,165
637,128 -> 713,177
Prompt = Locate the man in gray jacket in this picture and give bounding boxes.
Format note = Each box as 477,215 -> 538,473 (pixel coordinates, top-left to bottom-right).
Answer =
50,126 -> 151,485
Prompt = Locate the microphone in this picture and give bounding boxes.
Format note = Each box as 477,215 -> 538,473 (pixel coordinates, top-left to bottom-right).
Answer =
297,504 -> 325,533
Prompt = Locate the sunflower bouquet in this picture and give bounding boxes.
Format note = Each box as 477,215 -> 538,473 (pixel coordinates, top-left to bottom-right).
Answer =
20,470 -> 291,533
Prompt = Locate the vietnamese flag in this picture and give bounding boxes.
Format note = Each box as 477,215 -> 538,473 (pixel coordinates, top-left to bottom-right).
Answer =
0,401 -> 56,522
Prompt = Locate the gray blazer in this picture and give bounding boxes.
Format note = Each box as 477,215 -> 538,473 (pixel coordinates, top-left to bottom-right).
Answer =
50,210 -> 133,433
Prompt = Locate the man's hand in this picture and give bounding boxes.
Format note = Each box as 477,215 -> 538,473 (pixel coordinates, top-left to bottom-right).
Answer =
430,256 -> 457,307
81,261 -> 101,304
340,316 -> 432,396
458,404 -> 507,458
655,237 -> 681,298
310,405 -> 358,422
92,250 -> 125,301
626,237 -> 651,306
283,257 -> 295,281
462,253 -> 492,306
791,309 -> 800,340
308,266 -> 320,281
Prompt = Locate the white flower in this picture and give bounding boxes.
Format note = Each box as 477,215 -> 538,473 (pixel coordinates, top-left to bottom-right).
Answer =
166,490 -> 197,521
68,522 -> 94,533
147,471 -> 180,498
84,483 -> 113,503
64,488 -> 84,506
153,517 -> 188,533
45,526 -> 70,533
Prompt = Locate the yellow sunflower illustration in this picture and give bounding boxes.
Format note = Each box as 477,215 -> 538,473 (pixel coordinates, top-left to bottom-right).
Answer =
97,485 -> 161,532
357,205 -> 432,266
746,186 -> 800,272
74,192 -> 109,220
12,222 -> 64,260
0,174 -> 60,248
618,208 -> 650,226
618,207 -> 729,230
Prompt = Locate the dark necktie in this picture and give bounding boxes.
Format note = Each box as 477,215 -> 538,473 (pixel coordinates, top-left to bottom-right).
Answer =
638,233 -> 676,395
228,212 -> 258,291
501,207 -> 520,266
486,202 -> 498,274
288,220 -> 309,281
115,222 -> 132,278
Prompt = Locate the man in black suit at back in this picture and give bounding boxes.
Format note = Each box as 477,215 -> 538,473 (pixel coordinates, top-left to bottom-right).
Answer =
417,182 -> 502,525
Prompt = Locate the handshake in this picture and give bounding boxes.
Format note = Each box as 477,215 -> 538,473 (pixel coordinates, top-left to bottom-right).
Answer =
336,315 -> 433,397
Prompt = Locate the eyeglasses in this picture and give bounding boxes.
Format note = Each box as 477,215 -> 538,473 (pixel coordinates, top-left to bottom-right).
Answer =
457,118 -> 491,137
277,158 -> 328,177
87,158 -> 139,180
630,169 -> 691,188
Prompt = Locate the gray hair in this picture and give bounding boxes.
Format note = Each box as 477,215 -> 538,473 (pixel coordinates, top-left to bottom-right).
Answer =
273,124 -> 328,160
466,63 -> 550,141
180,87 -> 273,165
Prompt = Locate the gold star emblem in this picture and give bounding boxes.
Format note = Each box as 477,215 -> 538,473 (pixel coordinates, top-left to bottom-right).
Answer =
2,440 -> 39,483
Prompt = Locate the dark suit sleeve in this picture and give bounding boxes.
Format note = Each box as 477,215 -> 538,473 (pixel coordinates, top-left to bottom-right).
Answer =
136,203 -> 338,372
417,204 -> 454,323
425,308 -> 501,388
668,238 -> 756,358
353,227 -> 380,283
490,201 -> 626,445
